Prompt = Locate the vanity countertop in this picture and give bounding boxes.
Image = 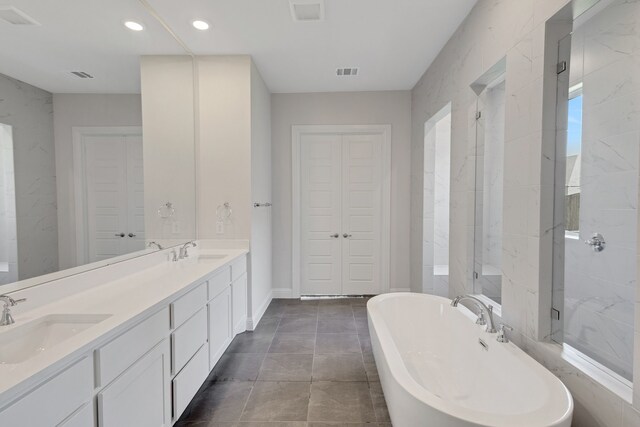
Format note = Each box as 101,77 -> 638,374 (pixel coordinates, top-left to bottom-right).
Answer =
0,248 -> 248,407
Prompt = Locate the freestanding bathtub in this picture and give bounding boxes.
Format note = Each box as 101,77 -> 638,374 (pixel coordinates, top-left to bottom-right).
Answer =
367,293 -> 573,427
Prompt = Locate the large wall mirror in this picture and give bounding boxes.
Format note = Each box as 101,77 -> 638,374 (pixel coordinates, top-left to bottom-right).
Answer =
0,0 -> 197,291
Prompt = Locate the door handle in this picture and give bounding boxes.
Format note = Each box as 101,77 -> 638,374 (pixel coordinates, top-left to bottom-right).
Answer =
128,233 -> 136,238
330,234 -> 340,238
343,234 -> 352,238
585,233 -> 605,252
115,233 -> 125,238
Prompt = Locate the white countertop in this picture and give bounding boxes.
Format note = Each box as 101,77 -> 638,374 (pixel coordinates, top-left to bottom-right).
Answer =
0,248 -> 248,407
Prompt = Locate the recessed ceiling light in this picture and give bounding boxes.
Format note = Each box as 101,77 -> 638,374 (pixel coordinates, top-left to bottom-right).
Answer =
192,20 -> 210,30
124,21 -> 144,31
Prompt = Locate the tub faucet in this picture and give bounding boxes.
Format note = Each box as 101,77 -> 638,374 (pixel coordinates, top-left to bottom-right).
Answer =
147,241 -> 163,250
451,295 -> 497,333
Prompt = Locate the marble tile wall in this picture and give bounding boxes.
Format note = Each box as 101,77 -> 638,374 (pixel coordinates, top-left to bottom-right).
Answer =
410,0 -> 640,424
0,73 -> 57,283
422,107 -> 451,296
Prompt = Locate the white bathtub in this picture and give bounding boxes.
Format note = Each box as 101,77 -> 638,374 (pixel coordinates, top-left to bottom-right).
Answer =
367,293 -> 573,427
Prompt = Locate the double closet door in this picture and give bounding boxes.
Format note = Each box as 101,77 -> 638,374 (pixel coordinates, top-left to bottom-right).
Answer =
83,132 -> 145,262
300,132 -> 384,295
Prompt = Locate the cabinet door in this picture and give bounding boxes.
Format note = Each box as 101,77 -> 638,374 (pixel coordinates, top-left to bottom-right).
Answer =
98,340 -> 171,427
209,286 -> 232,367
232,274 -> 247,335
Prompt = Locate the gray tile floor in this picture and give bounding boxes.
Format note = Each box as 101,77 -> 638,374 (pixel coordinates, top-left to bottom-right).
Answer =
175,298 -> 392,427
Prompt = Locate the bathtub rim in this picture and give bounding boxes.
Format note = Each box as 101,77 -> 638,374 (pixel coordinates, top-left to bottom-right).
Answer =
367,292 -> 574,426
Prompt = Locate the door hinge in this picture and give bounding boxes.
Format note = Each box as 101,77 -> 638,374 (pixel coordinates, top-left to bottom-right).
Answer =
551,308 -> 561,320
556,61 -> 567,75
475,111 -> 482,120
474,271 -> 479,279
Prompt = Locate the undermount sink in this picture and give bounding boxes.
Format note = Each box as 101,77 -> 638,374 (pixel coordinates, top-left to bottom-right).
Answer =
0,314 -> 111,365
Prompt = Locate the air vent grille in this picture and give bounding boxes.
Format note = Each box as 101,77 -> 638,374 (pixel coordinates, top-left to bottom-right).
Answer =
336,68 -> 359,77
0,6 -> 40,26
71,71 -> 94,79
289,0 -> 324,22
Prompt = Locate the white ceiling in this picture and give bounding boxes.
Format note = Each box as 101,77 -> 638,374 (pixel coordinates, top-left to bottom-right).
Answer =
0,0 -> 477,94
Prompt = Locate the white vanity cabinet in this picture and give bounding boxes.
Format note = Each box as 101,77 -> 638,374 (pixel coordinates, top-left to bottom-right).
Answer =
97,340 -> 171,427
207,266 -> 233,368
0,356 -> 93,427
231,257 -> 248,335
0,253 -> 249,427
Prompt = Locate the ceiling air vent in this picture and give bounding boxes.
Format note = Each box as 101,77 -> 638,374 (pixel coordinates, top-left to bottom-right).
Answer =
0,6 -> 40,26
71,71 -> 94,79
289,0 -> 324,22
336,68 -> 359,77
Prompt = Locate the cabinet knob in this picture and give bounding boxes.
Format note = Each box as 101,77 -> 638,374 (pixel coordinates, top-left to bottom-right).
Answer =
330,234 -> 339,238
128,233 -> 136,238
343,234 -> 352,238
115,233 -> 125,238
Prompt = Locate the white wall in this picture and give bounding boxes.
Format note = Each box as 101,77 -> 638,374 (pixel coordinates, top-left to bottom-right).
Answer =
410,0 -> 640,424
249,61 -> 273,324
271,91 -> 412,296
0,73 -> 57,282
140,56 -> 197,246
52,94 -> 142,269
196,56 -> 252,240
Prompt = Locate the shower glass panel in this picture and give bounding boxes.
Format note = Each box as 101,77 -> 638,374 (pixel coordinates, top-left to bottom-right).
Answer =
472,59 -> 506,305
552,0 -> 638,382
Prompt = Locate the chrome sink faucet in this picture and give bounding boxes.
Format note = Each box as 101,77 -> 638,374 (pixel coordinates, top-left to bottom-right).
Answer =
179,241 -> 197,259
0,295 -> 26,326
451,295 -> 497,333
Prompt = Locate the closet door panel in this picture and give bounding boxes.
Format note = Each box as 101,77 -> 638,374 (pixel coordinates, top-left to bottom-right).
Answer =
125,135 -> 145,253
341,134 -> 383,295
300,133 -> 342,295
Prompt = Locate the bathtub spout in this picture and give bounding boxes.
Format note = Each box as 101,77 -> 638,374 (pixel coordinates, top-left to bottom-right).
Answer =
451,295 -> 497,333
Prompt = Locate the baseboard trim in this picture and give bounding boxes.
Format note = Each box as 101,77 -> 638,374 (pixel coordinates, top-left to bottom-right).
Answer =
247,290 -> 273,331
272,288 -> 293,299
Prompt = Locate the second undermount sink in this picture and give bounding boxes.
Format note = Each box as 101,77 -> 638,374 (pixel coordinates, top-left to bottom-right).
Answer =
0,313 -> 111,365
196,254 -> 227,262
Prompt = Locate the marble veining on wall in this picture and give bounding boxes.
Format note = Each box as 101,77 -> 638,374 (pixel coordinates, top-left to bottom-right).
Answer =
410,0 -> 640,424
561,0 -> 639,382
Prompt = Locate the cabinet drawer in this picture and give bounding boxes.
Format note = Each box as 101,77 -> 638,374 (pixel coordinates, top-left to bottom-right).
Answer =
208,266 -> 231,300
0,356 -> 92,427
231,256 -> 247,281
96,307 -> 169,387
171,282 -> 207,328
59,403 -> 93,427
172,307 -> 208,374
172,344 -> 209,421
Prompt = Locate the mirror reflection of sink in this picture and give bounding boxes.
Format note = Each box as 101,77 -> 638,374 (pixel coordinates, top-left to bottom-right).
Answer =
0,314 -> 111,365
196,254 -> 227,262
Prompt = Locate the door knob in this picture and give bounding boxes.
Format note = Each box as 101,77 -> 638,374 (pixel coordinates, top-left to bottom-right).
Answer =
115,233 -> 125,238
330,234 -> 339,238
343,233 -> 352,238
585,233 -> 605,252
128,233 -> 136,238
